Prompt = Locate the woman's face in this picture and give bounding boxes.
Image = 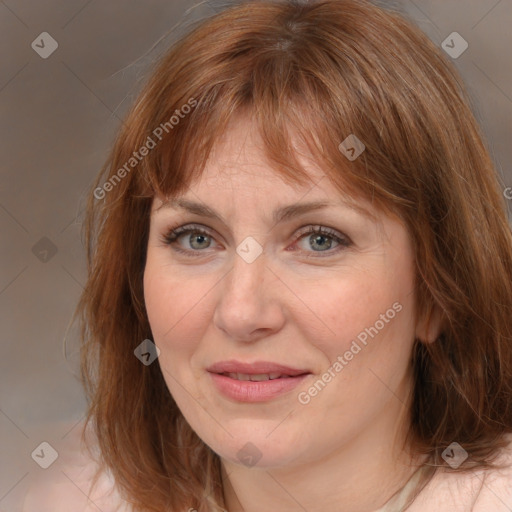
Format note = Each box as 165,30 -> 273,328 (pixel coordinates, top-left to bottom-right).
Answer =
143,116 -> 424,469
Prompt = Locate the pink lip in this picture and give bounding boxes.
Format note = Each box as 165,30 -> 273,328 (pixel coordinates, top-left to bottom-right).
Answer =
206,360 -> 309,376
206,360 -> 311,402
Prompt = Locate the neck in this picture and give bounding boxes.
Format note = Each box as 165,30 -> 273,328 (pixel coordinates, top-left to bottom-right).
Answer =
220,392 -> 425,512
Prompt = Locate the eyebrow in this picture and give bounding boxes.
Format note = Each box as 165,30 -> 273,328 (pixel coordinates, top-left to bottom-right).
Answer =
156,197 -> 373,225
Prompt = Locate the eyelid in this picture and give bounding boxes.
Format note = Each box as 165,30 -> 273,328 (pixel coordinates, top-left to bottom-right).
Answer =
294,224 -> 350,241
162,223 -> 218,244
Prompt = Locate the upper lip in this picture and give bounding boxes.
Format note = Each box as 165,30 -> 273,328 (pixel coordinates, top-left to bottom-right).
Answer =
207,360 -> 311,376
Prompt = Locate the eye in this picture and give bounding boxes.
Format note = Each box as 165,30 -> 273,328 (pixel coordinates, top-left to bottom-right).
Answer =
161,224 -> 218,257
291,225 -> 352,257
160,223 -> 352,258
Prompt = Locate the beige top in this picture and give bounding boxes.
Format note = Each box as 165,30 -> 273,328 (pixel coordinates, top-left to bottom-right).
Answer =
19,422 -> 512,512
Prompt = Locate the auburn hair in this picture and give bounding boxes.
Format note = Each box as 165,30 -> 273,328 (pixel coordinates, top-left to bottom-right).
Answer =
74,0 -> 512,510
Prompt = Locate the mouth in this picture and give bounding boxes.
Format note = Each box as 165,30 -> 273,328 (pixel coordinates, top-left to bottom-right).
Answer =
206,360 -> 312,402
218,372 -> 304,381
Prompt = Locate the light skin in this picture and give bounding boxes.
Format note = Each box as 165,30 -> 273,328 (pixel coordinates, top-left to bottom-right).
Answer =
143,115 -> 442,511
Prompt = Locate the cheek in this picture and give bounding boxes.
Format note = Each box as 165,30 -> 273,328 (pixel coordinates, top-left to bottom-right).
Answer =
143,269 -> 197,403
296,269 -> 412,359
296,277 -> 416,424
143,260 -> 216,386
144,259 -> 206,341
301,280 -> 416,413
143,269 -> 170,340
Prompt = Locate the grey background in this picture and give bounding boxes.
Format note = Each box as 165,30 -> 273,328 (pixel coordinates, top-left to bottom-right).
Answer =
1,0 -> 511,509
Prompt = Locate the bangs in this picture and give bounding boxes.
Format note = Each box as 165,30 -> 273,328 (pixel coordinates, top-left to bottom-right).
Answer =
130,7 -> 417,222
140,96 -> 378,221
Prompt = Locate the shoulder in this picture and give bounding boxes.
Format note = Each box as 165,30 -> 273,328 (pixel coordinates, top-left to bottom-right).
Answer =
21,421 -> 133,512
408,433 -> 512,512
471,434 -> 512,511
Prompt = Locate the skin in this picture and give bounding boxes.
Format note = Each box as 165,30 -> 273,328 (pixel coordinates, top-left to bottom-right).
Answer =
143,114 -> 441,512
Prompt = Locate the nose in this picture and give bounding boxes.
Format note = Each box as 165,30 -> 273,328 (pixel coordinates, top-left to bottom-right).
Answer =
213,249 -> 286,343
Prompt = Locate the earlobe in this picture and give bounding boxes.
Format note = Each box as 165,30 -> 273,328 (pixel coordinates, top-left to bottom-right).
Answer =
415,304 -> 445,344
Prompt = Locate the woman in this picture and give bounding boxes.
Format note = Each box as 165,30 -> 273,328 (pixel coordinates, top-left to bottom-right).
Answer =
23,0 -> 512,510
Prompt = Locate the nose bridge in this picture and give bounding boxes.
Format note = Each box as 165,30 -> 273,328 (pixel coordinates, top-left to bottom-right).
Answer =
224,247 -> 267,301
213,247 -> 282,340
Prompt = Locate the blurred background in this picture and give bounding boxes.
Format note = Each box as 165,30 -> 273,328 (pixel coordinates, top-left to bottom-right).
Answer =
1,0 -> 511,509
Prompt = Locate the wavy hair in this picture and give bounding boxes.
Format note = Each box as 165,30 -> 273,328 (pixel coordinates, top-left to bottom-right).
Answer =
74,0 -> 512,510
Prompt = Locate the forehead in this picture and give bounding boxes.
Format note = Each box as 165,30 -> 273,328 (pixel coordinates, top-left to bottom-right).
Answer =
186,114 -> 327,193
153,164 -> 379,228
153,112 -> 383,224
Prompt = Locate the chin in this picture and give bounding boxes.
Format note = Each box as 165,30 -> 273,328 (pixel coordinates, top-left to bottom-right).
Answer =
197,422 -> 308,469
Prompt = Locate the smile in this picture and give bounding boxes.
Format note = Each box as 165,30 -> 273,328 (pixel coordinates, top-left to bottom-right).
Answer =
207,361 -> 312,402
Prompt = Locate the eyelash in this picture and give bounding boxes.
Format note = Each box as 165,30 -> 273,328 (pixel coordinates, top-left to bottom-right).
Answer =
160,223 -> 352,258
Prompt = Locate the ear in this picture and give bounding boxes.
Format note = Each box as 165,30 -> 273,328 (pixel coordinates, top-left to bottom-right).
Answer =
415,303 -> 444,343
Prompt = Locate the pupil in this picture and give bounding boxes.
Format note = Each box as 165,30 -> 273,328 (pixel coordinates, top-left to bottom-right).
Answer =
311,234 -> 331,251
191,234 -> 209,249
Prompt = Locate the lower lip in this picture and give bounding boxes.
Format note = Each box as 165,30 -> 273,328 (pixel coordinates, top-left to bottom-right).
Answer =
208,372 -> 310,402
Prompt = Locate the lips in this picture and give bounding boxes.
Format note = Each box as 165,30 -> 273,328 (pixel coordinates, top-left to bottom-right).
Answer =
207,360 -> 310,376
222,372 -> 288,381
207,360 -> 312,402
